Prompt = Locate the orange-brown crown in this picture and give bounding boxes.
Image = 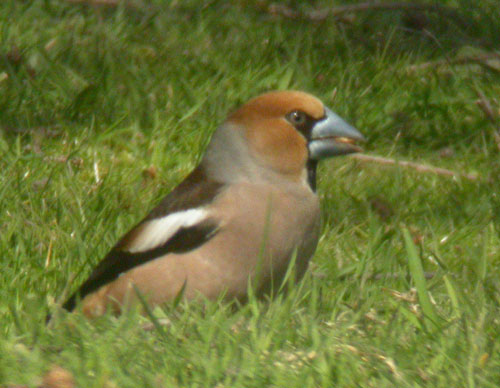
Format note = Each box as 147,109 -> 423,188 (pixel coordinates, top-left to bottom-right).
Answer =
227,91 -> 325,178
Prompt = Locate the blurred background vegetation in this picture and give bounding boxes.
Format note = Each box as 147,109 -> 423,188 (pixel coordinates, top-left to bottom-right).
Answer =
0,1 -> 499,387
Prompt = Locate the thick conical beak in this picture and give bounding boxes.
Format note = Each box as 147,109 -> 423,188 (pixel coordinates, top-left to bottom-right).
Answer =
308,107 -> 365,160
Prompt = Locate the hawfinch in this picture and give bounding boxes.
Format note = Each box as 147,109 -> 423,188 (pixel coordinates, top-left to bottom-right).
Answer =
62,91 -> 364,317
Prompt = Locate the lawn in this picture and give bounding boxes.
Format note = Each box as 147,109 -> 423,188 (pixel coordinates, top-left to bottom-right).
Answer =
1,0 -> 499,386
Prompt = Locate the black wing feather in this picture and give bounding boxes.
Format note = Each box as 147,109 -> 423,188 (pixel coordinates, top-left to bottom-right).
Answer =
62,167 -> 223,311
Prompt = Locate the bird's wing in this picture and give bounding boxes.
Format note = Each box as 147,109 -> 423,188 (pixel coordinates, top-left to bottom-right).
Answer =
63,167 -> 224,311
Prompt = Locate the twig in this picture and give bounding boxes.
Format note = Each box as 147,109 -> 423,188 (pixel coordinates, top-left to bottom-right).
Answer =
64,0 -> 117,5
62,0 -> 141,9
407,52 -> 500,73
268,2 -> 467,25
474,88 -> 500,151
475,91 -> 498,123
351,154 -> 479,181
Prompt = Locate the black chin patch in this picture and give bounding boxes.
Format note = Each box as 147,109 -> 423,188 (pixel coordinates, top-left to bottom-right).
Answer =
306,159 -> 318,192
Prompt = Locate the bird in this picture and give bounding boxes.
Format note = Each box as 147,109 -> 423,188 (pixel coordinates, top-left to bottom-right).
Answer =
61,90 -> 364,318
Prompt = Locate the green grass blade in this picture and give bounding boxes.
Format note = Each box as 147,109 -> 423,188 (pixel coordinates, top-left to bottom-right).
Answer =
132,285 -> 167,340
402,228 -> 441,330
443,274 -> 460,319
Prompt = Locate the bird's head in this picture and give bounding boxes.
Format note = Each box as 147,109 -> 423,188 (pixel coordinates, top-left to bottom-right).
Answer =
204,91 -> 365,187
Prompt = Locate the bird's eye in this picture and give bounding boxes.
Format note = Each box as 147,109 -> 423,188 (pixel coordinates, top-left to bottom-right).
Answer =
287,110 -> 307,126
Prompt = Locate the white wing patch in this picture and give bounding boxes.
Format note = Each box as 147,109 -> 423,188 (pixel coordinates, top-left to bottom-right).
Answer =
125,208 -> 209,253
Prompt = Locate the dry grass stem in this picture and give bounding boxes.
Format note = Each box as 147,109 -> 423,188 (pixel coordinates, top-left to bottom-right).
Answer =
351,154 -> 479,181
268,2 -> 467,25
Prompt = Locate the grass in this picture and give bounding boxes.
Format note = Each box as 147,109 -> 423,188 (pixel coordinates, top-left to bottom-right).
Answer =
1,0 -> 499,386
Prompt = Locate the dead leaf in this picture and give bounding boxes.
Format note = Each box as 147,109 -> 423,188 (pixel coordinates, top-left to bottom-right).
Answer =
40,365 -> 75,388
